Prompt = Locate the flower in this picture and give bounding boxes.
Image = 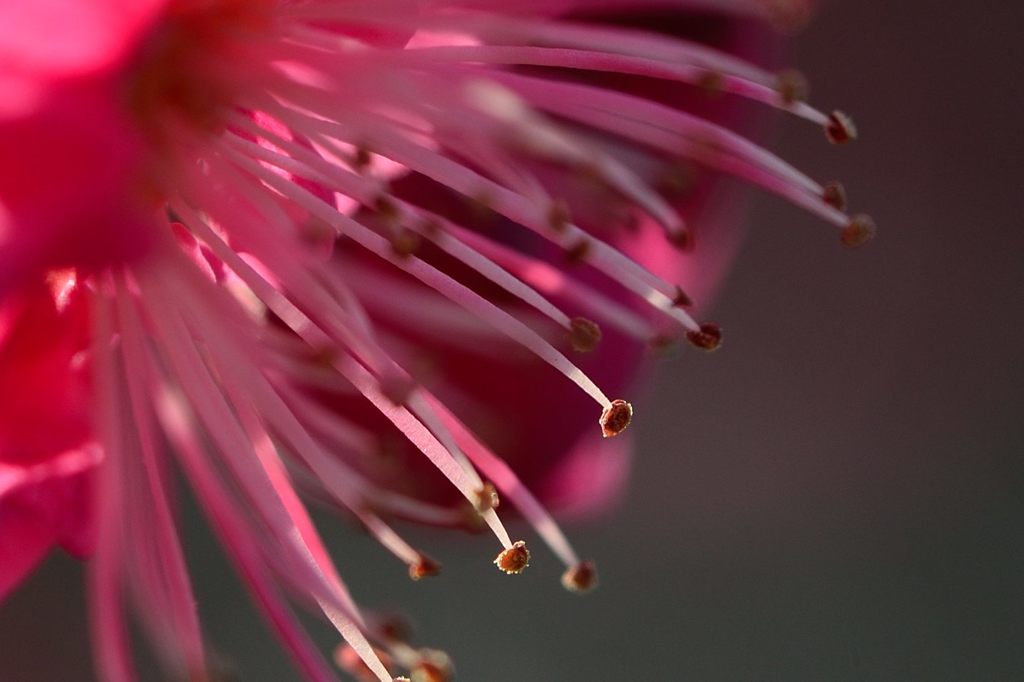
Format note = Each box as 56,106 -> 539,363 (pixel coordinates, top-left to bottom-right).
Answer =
0,0 -> 873,679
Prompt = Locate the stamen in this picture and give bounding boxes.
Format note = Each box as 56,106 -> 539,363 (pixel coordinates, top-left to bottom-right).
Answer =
408,554 -> 442,582
841,214 -> 877,249
561,561 -> 599,594
494,541 -> 531,575
599,399 -> 633,438
823,181 -> 848,211
825,110 -> 857,145
568,317 -> 602,354
474,483 -> 501,513
686,323 -> 723,352
776,69 -> 809,105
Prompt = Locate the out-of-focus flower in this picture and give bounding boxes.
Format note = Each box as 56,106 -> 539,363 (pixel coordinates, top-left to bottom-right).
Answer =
0,0 -> 873,679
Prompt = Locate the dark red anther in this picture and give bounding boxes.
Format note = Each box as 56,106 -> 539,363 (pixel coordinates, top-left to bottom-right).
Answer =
697,70 -> 725,96
380,376 -> 416,406
776,69 -> 809,105
668,228 -> 695,252
599,399 -> 633,438
409,553 -> 441,581
565,238 -> 591,264
672,285 -> 693,308
686,323 -> 722,351
547,199 -> 571,233
569,317 -> 602,353
825,110 -> 857,145
494,540 -> 530,575
840,214 -> 877,249
561,561 -> 599,594
390,228 -> 422,259
823,181 -> 847,211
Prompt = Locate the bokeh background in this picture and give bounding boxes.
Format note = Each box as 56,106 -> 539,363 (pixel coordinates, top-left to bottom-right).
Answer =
2,1 -> 1021,679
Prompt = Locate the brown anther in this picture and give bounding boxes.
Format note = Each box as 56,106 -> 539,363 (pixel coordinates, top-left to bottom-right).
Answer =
354,146 -> 372,171
561,561 -> 599,594
825,110 -> 857,145
776,69 -> 809,105
547,199 -> 571,233
823,181 -> 848,211
379,614 -> 414,643
390,228 -> 422,259
668,229 -> 695,252
300,218 -> 334,246
656,163 -> 697,198
420,217 -> 443,238
840,214 -> 877,249
565,238 -> 591,264
410,664 -> 447,682
672,285 -> 693,308
468,192 -> 496,223
494,540 -> 531,575
410,650 -> 453,682
374,194 -> 400,221
335,645 -> 395,682
599,399 -> 633,438
474,482 -> 500,512
569,317 -> 602,353
686,323 -> 723,351
380,376 -> 416,406
697,70 -> 725,97
409,553 -> 442,581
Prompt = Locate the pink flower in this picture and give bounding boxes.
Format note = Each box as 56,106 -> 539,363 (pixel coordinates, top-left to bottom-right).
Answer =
0,1 -> 873,680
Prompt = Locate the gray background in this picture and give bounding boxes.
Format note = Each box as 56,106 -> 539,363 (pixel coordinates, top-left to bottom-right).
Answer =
2,2 -> 1021,680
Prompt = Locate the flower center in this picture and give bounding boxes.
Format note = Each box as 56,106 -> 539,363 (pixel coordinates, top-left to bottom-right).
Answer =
124,0 -> 270,144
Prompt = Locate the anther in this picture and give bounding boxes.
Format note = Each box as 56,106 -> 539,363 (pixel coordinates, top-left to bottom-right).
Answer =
825,110 -> 857,145
823,181 -> 847,211
409,553 -> 441,581
569,317 -> 602,353
599,399 -> 633,438
565,238 -> 591,264
410,650 -> 453,682
776,69 -> 809,105
840,214 -> 877,249
474,482 -> 500,512
379,614 -> 413,643
561,561 -> 599,594
672,285 -> 693,308
494,540 -> 531,575
656,163 -> 697,198
686,323 -> 723,351
353,146 -> 372,171
381,376 -> 416,406
390,228 -> 422,259
547,199 -> 571,233
668,229 -> 695,252
335,645 -> 395,682
697,70 -> 725,97
374,194 -> 400,221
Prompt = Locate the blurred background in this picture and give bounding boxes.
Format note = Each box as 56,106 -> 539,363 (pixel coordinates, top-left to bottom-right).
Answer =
2,1 -> 1021,680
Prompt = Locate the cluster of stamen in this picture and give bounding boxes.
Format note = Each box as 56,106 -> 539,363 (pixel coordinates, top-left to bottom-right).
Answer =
81,1 -> 880,680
